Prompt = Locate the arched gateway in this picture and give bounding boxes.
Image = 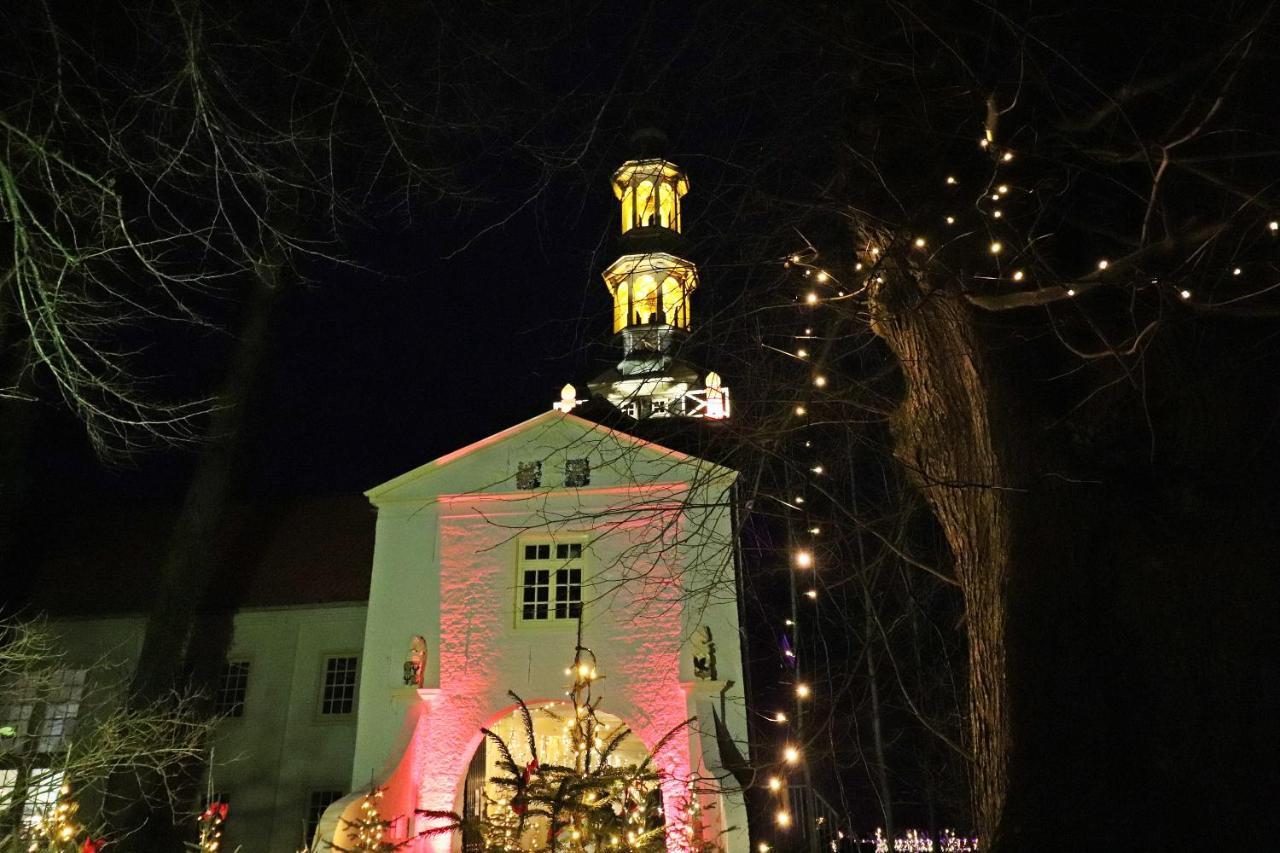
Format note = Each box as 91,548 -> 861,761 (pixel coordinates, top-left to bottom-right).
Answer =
315,412 -> 750,852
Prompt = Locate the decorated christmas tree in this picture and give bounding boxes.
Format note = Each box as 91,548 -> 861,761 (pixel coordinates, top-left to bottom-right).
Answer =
473,643 -> 694,853
188,799 -> 229,852
16,780 -> 100,853
332,789 -> 403,852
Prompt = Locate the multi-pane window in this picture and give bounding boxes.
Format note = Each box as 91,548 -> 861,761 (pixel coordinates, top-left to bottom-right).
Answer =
519,541 -> 583,623
0,767 -> 64,826
214,661 -> 250,717
305,789 -> 345,842
320,657 -> 358,715
0,669 -> 83,827
1,669 -> 85,755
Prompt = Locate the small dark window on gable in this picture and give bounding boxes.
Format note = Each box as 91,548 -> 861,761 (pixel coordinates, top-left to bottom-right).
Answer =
516,461 -> 542,489
564,458 -> 590,487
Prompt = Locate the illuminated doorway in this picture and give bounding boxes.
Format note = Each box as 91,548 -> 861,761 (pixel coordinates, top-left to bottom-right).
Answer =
460,701 -> 664,850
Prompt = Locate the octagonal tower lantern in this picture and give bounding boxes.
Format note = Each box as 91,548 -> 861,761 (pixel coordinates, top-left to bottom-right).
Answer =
579,128 -> 729,422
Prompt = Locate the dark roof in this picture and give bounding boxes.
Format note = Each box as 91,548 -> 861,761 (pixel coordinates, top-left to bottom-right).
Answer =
21,495 -> 374,617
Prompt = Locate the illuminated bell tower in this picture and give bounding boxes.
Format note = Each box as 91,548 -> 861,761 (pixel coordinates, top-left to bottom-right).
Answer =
585,128 -> 730,420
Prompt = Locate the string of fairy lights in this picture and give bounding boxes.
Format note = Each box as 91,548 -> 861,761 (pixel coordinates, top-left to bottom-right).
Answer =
754,123 -> 1279,852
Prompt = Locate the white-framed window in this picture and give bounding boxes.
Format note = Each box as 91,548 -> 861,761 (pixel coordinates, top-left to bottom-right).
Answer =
1,669 -> 85,756
319,656 -> 358,715
518,540 -> 584,623
0,767 -> 64,826
214,661 -> 250,718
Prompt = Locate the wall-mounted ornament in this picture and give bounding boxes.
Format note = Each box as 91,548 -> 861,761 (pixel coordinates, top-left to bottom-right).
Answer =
692,625 -> 716,680
403,635 -> 428,687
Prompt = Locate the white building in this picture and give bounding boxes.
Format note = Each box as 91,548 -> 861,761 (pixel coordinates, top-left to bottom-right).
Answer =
6,498 -> 375,850
6,132 -> 751,853
320,409 -> 749,852
317,130 -> 749,852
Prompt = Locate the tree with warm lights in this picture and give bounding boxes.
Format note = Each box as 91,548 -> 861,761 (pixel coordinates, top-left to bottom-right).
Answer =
673,4 -> 1280,850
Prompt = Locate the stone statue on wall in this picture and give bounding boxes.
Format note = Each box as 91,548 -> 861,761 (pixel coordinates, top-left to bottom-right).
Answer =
403,635 -> 428,687
692,626 -> 716,680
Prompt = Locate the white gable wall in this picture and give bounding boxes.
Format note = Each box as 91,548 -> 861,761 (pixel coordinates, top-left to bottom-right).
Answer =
347,412 -> 749,852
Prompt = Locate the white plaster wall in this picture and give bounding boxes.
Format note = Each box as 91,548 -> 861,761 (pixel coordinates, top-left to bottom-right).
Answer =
350,413 -> 750,852
45,603 -> 366,853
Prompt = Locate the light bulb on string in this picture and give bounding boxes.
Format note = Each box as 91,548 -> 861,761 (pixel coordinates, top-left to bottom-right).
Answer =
1012,270 -> 1024,282
805,589 -> 818,599
993,210 -> 1003,219
768,777 -> 783,792
990,241 -> 1003,255
1270,221 -> 1279,232
797,348 -> 808,358
1181,289 -> 1192,299
776,811 -> 792,828
1002,151 -> 1014,162
945,176 -> 957,185
810,465 -> 823,474
808,526 -> 821,535
1233,267 -> 1242,276
774,711 -> 789,722
1097,259 -> 1109,270
794,406 -> 806,416
816,271 -> 829,283
794,550 -> 813,569
914,237 -> 926,249
806,292 -> 818,304
1067,288 -> 1077,297
813,375 -> 826,388
796,683 -> 811,698
997,184 -> 1009,195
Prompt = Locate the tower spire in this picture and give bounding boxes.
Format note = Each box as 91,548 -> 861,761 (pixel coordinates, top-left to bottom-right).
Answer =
572,129 -> 729,421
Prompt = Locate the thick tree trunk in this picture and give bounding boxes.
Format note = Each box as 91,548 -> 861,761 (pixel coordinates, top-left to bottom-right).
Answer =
868,272 -> 1022,843
128,267 -> 280,705
111,259 -> 285,846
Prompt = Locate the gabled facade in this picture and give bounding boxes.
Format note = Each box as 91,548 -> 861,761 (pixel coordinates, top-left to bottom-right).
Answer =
319,411 -> 750,852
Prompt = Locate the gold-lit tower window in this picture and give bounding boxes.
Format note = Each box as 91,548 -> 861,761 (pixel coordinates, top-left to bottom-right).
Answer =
612,160 -> 689,234
602,254 -> 698,334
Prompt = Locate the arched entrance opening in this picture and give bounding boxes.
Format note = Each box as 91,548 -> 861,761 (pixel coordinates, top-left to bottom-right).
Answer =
459,700 -> 665,851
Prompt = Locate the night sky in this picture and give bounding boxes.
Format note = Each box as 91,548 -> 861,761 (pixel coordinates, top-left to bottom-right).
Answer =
7,2 -> 1280,848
